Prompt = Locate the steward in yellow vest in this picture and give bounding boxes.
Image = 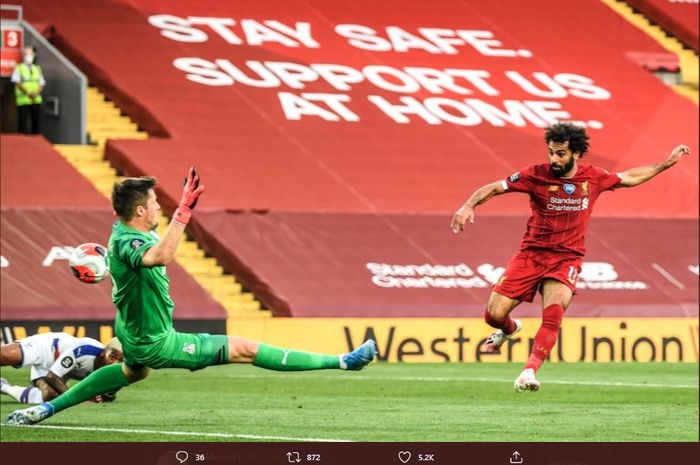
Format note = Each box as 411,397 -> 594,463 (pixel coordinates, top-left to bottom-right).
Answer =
11,46 -> 46,134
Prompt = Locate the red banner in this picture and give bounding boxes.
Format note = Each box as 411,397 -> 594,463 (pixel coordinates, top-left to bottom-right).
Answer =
15,0 -> 697,218
190,211 -> 698,318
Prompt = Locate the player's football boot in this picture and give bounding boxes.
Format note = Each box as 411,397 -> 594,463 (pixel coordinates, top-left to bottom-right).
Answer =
340,339 -> 377,370
514,368 -> 541,392
0,378 -> 7,390
482,319 -> 522,353
6,402 -> 54,425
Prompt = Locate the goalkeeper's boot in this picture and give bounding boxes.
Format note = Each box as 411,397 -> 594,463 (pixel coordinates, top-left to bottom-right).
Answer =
483,319 -> 522,353
340,339 -> 377,370
6,402 -> 54,425
514,368 -> 541,392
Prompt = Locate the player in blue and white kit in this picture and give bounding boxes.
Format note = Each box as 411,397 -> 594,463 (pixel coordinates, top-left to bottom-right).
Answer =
0,332 -> 123,404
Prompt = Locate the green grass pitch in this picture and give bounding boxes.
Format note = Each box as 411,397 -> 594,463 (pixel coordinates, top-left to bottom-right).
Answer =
1,362 -> 697,442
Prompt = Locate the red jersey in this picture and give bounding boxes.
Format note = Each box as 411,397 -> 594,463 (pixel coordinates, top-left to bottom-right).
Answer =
502,163 -> 621,256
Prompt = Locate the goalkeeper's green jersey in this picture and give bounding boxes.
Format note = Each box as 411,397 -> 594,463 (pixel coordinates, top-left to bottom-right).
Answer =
107,221 -> 174,349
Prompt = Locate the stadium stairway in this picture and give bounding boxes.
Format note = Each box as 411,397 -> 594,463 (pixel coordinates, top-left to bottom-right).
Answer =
54,87 -> 270,320
603,0 -> 699,104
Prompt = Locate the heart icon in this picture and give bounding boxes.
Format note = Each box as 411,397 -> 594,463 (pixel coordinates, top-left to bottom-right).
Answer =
398,451 -> 411,464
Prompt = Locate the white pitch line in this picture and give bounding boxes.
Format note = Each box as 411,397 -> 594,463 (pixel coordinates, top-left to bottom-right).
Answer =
223,373 -> 698,389
651,262 -> 686,290
1,424 -> 352,442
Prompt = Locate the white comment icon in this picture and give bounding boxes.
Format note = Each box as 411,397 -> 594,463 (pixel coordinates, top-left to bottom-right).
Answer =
176,451 -> 189,464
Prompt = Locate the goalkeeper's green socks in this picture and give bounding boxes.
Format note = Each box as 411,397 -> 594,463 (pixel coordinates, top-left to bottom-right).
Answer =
49,363 -> 130,413
253,343 -> 340,371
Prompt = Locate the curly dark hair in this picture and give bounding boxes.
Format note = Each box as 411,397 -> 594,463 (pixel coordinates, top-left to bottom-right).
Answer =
112,177 -> 157,220
544,122 -> 590,157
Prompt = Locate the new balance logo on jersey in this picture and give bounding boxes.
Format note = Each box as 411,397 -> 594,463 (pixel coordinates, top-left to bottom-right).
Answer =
548,185 -> 558,192
182,343 -> 196,355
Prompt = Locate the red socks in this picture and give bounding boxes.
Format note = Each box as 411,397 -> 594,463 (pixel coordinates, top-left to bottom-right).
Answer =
483,309 -> 517,335
484,304 -> 565,372
525,303 -> 564,372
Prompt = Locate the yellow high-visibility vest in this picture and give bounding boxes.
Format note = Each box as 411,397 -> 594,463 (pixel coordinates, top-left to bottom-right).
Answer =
14,63 -> 44,106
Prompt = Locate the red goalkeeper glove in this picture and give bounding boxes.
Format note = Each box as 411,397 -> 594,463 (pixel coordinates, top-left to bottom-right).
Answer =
173,166 -> 205,225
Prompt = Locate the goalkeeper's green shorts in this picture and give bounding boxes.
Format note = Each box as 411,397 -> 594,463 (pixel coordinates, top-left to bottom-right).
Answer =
122,331 -> 230,371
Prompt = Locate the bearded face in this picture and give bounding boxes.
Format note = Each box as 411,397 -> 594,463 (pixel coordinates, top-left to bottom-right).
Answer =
547,140 -> 578,178
550,155 -> 576,178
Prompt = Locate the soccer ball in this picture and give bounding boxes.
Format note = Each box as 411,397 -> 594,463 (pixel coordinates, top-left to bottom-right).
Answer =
69,243 -> 108,284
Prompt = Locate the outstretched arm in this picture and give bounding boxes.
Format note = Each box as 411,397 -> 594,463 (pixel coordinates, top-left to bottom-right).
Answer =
141,220 -> 185,267
451,180 -> 506,233
617,145 -> 691,188
142,167 -> 205,267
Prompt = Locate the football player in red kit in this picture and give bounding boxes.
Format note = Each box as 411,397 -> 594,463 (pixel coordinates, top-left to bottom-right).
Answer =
451,122 -> 691,392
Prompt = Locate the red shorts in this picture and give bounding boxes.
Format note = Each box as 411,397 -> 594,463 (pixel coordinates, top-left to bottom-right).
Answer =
492,249 -> 582,302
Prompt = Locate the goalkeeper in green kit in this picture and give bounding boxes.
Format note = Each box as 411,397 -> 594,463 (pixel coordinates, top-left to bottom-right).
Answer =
7,167 -> 376,425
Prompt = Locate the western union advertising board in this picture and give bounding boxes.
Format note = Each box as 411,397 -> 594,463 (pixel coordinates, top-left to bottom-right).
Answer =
230,318 -> 698,363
